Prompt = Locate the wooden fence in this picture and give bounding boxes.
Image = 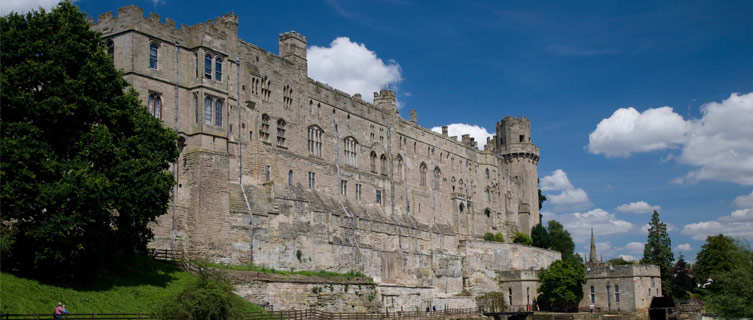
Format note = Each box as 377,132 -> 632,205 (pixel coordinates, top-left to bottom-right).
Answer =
3,308 -> 481,320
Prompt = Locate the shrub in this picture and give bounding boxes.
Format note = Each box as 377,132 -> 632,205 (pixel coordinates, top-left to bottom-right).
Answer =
494,233 -> 505,242
484,233 -> 495,241
513,232 -> 533,245
296,249 -> 302,262
156,267 -> 245,320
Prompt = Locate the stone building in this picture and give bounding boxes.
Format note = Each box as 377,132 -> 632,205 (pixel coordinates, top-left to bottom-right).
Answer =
90,5 -> 558,311
580,230 -> 662,313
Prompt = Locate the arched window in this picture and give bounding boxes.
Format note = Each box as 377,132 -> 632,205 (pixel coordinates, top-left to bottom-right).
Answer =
344,137 -> 357,166
459,202 -> 464,213
214,99 -> 223,126
307,126 -> 322,157
276,119 -> 286,147
485,188 -> 491,202
433,167 -> 441,190
260,114 -> 270,143
451,176 -> 456,192
396,155 -> 403,180
283,84 -> 293,107
485,208 -> 491,218
380,154 -> 387,175
106,39 -> 114,60
419,162 -> 427,186
149,42 -> 158,69
204,54 -> 212,79
148,93 -> 161,119
204,96 -> 212,124
215,57 -> 222,81
485,168 -> 490,179
459,179 -> 464,193
370,151 -> 377,173
288,170 -> 293,186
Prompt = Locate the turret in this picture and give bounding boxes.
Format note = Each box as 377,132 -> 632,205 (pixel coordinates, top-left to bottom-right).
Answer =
496,116 -> 540,235
373,89 -> 397,114
279,31 -> 307,74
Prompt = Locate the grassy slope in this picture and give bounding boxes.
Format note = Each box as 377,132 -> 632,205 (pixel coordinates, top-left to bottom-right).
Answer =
1,257 -> 263,315
206,263 -> 370,281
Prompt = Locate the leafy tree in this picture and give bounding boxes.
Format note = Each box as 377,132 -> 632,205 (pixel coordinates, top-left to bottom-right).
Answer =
547,220 -> 575,261
531,223 -> 551,249
607,257 -> 634,266
157,267 -> 247,320
1,2 -> 179,280
538,188 -> 547,210
513,232 -> 533,245
537,259 -> 586,310
671,254 -> 695,300
693,234 -> 746,285
640,210 -> 675,297
705,243 -> 753,319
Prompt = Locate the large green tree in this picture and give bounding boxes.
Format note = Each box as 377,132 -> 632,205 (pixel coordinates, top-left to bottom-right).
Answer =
547,220 -> 575,261
693,234 -> 746,284
704,242 -> 753,319
1,2 -> 179,280
531,223 -> 551,249
671,254 -> 695,300
640,210 -> 674,297
537,259 -> 586,310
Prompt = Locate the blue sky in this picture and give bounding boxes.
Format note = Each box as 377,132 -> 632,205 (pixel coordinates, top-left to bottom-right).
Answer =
6,0 -> 752,262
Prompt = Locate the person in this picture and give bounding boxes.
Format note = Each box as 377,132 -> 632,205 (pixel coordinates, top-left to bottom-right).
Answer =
589,303 -> 594,313
53,302 -> 64,319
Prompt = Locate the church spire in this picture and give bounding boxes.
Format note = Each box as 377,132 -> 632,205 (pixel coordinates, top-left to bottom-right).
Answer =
589,228 -> 598,264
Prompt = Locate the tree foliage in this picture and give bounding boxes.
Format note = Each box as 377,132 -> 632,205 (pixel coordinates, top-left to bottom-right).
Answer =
0,2 -> 179,280
693,234 -> 745,284
607,257 -> 634,266
513,232 -> 533,245
537,259 -> 586,310
157,267 -> 247,320
671,254 -> 695,300
704,243 -> 753,319
640,210 -> 674,297
538,188 -> 546,210
531,223 -> 551,249
547,220 -> 575,260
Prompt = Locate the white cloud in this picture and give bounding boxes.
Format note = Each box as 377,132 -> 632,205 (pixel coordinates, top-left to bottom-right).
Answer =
539,170 -> 593,212
619,254 -> 637,262
430,123 -> 493,150
587,106 -> 689,158
733,191 -> 753,209
548,208 -> 634,244
0,0 -> 75,15
308,37 -> 402,103
615,201 -> 661,214
588,92 -> 753,186
681,208 -> 753,241
676,243 -> 692,251
625,242 -> 645,254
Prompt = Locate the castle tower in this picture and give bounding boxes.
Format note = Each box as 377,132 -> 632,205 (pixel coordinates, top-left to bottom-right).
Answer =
279,31 -> 307,74
496,116 -> 540,235
589,228 -> 598,264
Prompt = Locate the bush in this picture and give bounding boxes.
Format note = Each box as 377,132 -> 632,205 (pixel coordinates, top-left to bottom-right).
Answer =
484,233 -> 495,241
156,267 -> 245,320
513,232 -> 533,245
494,233 -> 505,242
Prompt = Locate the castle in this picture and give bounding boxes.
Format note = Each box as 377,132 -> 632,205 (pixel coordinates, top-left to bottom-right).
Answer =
90,6 -> 559,312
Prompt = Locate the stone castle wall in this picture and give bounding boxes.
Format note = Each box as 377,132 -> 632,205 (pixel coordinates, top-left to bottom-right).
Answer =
90,5 -> 551,311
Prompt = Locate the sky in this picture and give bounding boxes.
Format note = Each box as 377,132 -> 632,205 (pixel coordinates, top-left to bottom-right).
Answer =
5,0 -> 752,263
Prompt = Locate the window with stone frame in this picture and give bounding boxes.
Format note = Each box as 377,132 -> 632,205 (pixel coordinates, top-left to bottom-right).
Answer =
433,167 -> 441,190
396,155 -> 403,180
340,179 -> 347,196
149,42 -> 158,69
204,54 -> 212,79
276,119 -> 286,147
451,176 -> 456,192
106,39 -> 114,60
486,188 -> 491,202
148,93 -> 161,119
380,154 -> 387,175
261,77 -> 271,101
376,189 -> 382,204
214,99 -> 223,127
265,165 -> 271,181
204,96 -> 212,125
615,285 -> 620,302
344,137 -> 357,166
215,57 -> 222,81
419,162 -> 427,186
370,151 -> 377,173
283,84 -> 293,107
307,126 -> 322,157
485,168 -> 490,179
288,170 -> 293,186
307,172 -> 316,189
260,114 -> 270,143
355,184 -> 361,200
193,94 -> 199,123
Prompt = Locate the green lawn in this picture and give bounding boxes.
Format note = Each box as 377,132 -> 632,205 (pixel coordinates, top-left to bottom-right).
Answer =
1,257 -> 264,315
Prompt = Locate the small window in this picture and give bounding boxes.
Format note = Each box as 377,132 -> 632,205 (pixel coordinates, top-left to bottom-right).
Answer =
204,96 -> 212,124
519,135 -> 524,142
344,137 -> 357,166
380,154 -> 387,175
106,39 -> 114,59
214,100 -> 223,127
508,288 -> 513,305
149,42 -> 158,69
433,167 -> 441,189
265,165 -> 271,181
485,168 -> 490,179
615,285 -> 620,303
193,94 -> 199,123
148,93 -> 161,119
307,126 -> 323,156
215,57 -> 222,81
355,184 -> 362,200
396,155 -> 403,180
376,190 -> 382,204
308,172 -> 316,189
260,114 -> 270,143
288,170 -> 293,186
204,54 -> 212,79
485,208 -> 491,217
486,188 -> 491,202
370,151 -> 377,173
340,180 -> 347,196
276,119 -> 286,147
419,163 -> 427,186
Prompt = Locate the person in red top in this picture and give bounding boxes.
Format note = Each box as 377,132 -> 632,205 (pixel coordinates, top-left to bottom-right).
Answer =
53,302 -> 64,319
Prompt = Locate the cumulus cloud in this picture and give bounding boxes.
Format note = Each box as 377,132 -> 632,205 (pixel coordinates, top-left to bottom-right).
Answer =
676,243 -> 692,251
681,208 -> 753,241
546,208 -> 634,244
615,201 -> 661,214
588,92 -> 753,186
430,124 -> 493,150
587,106 -> 689,158
539,170 -> 593,212
619,255 -> 637,262
735,191 -> 753,208
308,37 -> 402,103
1,0 -> 75,15
625,242 -> 645,254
